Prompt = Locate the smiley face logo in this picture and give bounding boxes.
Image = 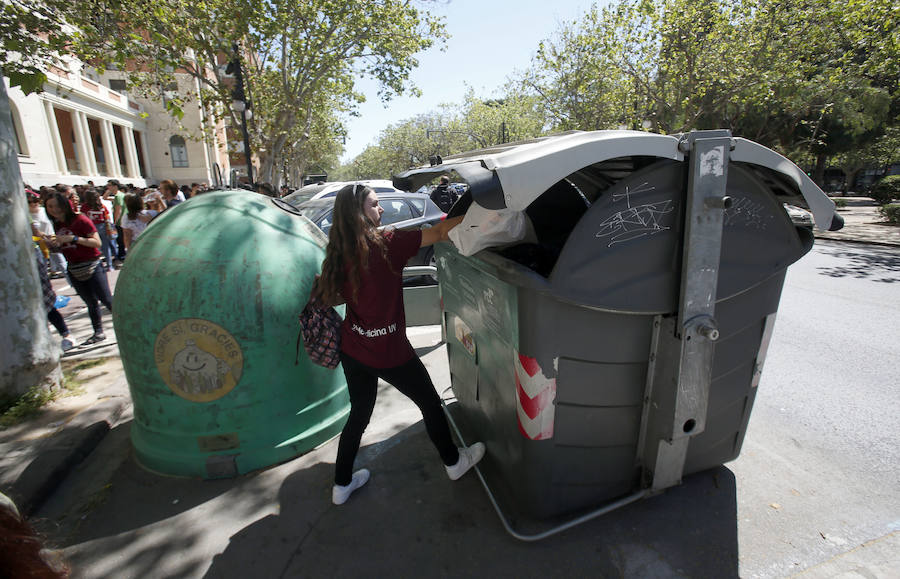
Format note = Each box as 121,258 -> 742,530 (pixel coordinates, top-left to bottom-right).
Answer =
155,319 -> 243,402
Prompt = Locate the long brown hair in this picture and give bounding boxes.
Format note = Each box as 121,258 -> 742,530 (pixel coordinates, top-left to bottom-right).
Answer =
45,191 -> 77,225
124,193 -> 144,221
81,188 -> 102,211
317,184 -> 387,305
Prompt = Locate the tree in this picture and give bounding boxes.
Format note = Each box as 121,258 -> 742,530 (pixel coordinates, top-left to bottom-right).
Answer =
520,12 -> 642,131
92,0 -> 446,184
519,0 -> 899,187
832,126 -> 900,192
455,90 -> 547,144
1,0 -> 118,398
338,88 -> 549,181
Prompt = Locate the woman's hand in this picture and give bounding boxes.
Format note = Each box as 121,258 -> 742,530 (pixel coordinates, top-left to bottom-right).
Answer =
41,233 -> 59,250
420,215 -> 464,247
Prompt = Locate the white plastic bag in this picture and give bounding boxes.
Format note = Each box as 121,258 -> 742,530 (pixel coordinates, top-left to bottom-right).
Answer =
448,202 -> 537,256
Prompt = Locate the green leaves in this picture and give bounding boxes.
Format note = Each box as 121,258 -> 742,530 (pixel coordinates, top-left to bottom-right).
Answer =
512,0 -> 898,182
6,69 -> 47,96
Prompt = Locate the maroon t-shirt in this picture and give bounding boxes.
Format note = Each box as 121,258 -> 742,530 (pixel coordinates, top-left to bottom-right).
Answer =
80,203 -> 110,225
53,214 -> 101,262
340,229 -> 421,368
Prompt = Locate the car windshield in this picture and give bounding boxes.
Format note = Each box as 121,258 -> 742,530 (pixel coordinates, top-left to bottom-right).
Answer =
283,184 -> 331,208
296,199 -> 335,228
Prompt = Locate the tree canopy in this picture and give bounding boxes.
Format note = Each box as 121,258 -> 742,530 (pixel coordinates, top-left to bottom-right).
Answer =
340,0 -> 897,185
79,0 -> 446,184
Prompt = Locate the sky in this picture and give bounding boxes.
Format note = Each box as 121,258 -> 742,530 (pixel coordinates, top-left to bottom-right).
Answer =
341,0 -> 598,162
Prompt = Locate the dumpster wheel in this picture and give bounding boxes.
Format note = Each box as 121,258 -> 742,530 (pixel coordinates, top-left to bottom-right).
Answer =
439,387 -> 649,542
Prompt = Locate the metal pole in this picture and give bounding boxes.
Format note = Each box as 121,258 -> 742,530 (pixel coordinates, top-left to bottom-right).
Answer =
228,44 -> 253,186
240,107 -> 253,186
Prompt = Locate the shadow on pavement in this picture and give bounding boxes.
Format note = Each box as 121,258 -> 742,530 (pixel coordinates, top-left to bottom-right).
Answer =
815,244 -> 900,283
46,418 -> 271,537
204,421 -> 740,578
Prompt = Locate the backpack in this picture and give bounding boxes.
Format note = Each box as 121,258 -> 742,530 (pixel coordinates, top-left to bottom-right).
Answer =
296,290 -> 342,369
431,185 -> 457,212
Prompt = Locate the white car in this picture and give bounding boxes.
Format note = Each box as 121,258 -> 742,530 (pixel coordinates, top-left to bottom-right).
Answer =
296,179 -> 406,203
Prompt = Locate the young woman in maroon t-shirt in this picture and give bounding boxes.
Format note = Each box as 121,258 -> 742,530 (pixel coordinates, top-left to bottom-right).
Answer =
80,189 -> 115,272
317,183 -> 484,505
43,191 -> 113,346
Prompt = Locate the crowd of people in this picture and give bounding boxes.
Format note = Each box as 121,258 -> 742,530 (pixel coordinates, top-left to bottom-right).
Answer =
26,178 -> 212,351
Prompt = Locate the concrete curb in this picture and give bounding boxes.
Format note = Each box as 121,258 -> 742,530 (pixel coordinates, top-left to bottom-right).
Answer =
814,232 -> 900,248
1,391 -> 128,517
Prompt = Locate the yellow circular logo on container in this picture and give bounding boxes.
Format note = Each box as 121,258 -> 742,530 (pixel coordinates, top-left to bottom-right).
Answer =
154,318 -> 243,402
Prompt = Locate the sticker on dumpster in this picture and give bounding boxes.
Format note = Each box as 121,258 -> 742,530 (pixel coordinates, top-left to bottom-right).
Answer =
514,352 -> 556,440
454,318 -> 476,358
155,319 -> 244,402
700,146 -> 725,177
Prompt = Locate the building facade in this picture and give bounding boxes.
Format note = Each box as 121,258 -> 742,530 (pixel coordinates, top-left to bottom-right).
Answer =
7,59 -> 234,189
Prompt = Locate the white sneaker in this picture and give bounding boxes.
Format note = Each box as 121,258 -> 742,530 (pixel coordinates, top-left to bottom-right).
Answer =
332,469 -> 370,505
445,442 -> 485,481
61,338 -> 74,352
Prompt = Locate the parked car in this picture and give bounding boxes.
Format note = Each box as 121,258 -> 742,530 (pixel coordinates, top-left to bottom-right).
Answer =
281,190 -> 446,283
284,182 -> 333,204
282,180 -> 407,205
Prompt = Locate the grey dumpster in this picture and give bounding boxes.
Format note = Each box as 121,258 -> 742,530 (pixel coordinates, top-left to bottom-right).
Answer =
395,130 -> 840,521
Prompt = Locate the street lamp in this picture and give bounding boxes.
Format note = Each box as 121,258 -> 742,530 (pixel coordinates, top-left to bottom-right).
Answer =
225,44 -> 254,186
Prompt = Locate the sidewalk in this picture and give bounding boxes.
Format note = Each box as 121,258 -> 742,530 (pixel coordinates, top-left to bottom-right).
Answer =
0,268 -> 127,517
813,197 -> 900,247
0,201 -> 897,576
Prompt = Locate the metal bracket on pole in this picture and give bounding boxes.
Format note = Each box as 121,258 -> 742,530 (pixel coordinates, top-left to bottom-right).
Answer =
640,130 -> 733,492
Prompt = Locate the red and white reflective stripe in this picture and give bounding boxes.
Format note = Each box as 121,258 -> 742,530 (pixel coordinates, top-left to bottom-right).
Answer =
514,352 -> 556,440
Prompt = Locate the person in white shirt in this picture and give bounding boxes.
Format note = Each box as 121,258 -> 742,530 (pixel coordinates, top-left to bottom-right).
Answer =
27,190 -> 67,276
121,193 -> 158,250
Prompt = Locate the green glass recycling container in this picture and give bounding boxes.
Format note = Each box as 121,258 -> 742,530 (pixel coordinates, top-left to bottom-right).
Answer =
113,190 -> 348,478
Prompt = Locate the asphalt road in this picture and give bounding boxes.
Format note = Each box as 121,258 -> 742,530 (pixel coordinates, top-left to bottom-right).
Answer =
33,239 -> 899,578
732,239 -> 900,578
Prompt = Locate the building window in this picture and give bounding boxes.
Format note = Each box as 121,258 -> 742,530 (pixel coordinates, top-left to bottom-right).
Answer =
53,107 -> 81,173
134,130 -> 148,177
9,101 -> 28,156
109,79 -> 127,93
169,135 -> 189,168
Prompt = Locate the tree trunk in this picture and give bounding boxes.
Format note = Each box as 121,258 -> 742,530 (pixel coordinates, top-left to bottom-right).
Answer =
0,80 -> 62,399
812,152 -> 828,189
844,168 -> 860,194
258,131 -> 292,185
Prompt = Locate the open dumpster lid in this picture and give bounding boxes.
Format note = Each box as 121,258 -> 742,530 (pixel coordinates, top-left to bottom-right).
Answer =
394,130 -> 837,231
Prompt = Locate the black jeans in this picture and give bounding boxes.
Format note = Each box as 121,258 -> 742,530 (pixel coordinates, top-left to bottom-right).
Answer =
115,224 -> 127,260
47,309 -> 68,336
68,265 -> 113,334
335,352 -> 459,486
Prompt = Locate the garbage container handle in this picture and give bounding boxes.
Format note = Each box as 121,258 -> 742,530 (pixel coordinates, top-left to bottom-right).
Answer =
440,387 -> 649,542
401,265 -> 438,278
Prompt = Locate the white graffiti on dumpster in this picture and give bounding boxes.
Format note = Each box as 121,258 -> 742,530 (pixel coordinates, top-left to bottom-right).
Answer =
595,200 -> 674,247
